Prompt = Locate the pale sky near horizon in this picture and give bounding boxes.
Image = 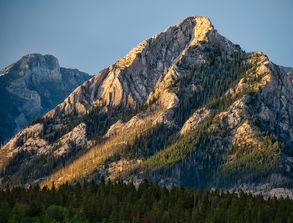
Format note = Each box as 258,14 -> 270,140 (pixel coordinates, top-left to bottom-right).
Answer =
0,0 -> 292,75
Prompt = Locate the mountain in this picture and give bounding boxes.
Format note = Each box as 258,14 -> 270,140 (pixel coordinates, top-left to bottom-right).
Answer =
1,17 -> 293,197
0,54 -> 90,144
280,66 -> 293,73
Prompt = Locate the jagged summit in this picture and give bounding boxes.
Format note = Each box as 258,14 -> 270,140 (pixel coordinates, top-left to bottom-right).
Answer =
1,16 -> 293,198
117,16 -> 213,69
44,16 -> 234,119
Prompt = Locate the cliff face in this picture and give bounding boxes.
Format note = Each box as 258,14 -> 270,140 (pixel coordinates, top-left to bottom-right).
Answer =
0,54 -> 90,144
1,17 -> 293,197
43,17 -> 198,118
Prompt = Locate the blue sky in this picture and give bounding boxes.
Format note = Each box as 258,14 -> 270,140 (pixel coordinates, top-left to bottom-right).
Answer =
0,0 -> 292,75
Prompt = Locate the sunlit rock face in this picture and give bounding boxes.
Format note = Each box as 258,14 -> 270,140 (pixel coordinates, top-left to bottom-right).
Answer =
1,16 -> 293,198
0,54 -> 90,144
45,17 -> 199,118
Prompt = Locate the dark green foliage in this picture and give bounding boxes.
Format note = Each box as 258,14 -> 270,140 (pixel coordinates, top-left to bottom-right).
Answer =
0,180 -> 292,223
38,102 -> 150,145
143,117 -> 215,170
82,105 -> 141,142
3,98 -> 159,186
136,49 -> 286,189
140,92 -> 286,189
82,98 -> 158,142
212,132 -> 284,188
172,45 -> 247,127
141,114 -> 285,189
118,124 -> 177,160
0,143 -> 87,186
46,205 -> 69,222
141,46 -> 249,173
140,116 -> 225,188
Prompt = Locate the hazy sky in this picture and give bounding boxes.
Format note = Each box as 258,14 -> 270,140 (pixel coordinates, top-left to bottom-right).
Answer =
0,0 -> 292,75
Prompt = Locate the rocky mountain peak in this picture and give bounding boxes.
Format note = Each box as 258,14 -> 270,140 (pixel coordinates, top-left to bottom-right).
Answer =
45,16 -> 223,119
0,54 -> 62,84
115,16 -> 213,70
0,54 -> 90,144
18,53 -> 59,70
193,16 -> 214,43
1,16 -> 293,199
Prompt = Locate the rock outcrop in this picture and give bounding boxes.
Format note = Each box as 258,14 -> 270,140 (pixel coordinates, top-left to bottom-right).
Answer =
0,54 -> 90,144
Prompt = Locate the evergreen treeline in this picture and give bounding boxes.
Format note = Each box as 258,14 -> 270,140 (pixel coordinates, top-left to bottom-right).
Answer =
0,180 -> 292,223
172,45 -> 247,127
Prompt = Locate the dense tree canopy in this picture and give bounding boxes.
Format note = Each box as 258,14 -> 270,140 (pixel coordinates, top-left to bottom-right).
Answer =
0,180 -> 292,223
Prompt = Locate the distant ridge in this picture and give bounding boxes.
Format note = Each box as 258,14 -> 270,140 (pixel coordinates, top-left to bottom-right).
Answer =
0,53 -> 90,144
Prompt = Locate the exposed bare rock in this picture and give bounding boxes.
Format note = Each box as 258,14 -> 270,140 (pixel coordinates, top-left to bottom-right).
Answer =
268,188 -> 293,199
105,120 -> 124,138
180,108 -> 211,135
53,123 -> 87,156
47,17 -> 199,118
259,68 -> 293,144
0,54 -> 90,144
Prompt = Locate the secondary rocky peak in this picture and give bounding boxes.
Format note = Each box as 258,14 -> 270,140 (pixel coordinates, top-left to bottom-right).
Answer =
0,53 -> 63,84
0,54 -> 90,144
19,53 -> 59,69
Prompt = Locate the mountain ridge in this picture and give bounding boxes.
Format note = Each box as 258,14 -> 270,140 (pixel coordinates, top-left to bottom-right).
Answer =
0,53 -> 90,144
1,16 -> 293,198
